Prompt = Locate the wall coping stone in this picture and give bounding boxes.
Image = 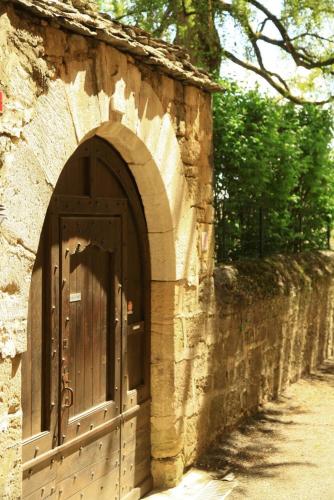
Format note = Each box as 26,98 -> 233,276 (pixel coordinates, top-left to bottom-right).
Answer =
215,251 -> 334,305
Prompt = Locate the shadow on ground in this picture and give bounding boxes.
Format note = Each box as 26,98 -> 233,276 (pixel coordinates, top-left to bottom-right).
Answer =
195,398 -> 315,482
304,359 -> 334,386
196,359 -> 334,495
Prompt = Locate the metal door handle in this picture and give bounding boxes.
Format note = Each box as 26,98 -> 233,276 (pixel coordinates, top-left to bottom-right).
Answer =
62,386 -> 74,408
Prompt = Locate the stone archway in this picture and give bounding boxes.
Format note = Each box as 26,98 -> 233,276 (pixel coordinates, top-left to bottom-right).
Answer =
1,45 -> 200,487
21,106 -> 192,489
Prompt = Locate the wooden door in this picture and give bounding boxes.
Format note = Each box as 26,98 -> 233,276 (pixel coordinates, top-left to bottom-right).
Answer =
22,138 -> 152,500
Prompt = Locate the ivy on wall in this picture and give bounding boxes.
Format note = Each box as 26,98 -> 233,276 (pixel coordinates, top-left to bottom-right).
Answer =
214,83 -> 334,261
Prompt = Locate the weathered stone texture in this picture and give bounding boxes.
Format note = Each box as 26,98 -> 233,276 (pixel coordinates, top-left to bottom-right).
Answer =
208,252 -> 334,446
0,357 -> 21,499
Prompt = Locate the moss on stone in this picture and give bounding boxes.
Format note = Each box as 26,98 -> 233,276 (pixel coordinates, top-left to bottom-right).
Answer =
215,251 -> 334,304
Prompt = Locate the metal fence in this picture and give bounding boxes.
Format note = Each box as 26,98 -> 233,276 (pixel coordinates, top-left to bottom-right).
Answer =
215,201 -> 331,262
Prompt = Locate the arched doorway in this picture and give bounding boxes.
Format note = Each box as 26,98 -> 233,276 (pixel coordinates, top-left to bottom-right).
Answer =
22,137 -> 152,499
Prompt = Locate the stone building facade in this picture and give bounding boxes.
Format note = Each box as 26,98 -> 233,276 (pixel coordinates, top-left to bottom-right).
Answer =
1,2 -> 334,499
0,0 -> 218,497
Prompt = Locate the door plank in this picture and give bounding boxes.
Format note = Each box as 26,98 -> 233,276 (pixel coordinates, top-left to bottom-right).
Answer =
55,452 -> 119,498
22,458 -> 57,497
72,249 -> 84,418
56,427 -> 120,483
83,239 -> 93,411
92,248 -> 102,406
66,466 -> 120,500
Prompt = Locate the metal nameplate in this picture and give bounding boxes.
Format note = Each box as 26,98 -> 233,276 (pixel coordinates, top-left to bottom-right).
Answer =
70,292 -> 81,303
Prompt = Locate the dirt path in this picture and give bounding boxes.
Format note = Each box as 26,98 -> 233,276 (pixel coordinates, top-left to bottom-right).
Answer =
147,359 -> 334,499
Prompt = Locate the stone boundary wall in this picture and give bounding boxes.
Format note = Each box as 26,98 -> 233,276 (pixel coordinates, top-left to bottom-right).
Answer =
205,251 -> 334,445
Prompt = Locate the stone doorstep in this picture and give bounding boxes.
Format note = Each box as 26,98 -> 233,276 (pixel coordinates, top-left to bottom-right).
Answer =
145,468 -> 237,499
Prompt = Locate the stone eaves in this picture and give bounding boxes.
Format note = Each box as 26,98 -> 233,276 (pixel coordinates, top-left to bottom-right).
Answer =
4,0 -> 222,92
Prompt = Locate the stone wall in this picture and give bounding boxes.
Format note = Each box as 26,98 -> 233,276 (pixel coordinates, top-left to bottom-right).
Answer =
204,252 -> 334,445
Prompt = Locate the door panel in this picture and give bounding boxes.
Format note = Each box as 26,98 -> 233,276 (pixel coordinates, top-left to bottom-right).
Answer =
22,137 -> 152,500
60,216 -> 121,444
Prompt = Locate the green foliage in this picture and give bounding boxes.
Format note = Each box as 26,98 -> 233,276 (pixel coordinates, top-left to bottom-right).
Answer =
214,84 -> 334,260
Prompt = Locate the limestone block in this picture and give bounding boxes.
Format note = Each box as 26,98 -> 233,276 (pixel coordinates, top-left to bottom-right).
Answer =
151,361 -> 175,418
208,394 -> 227,435
123,62 -> 142,130
199,93 -> 213,134
44,26 -> 67,57
174,359 -> 196,410
151,454 -> 184,489
0,293 -> 27,355
0,48 -> 37,138
110,78 -> 127,116
148,230 -> 176,282
151,416 -> 184,459
137,81 -> 164,157
198,275 -> 216,313
0,357 -> 21,499
180,137 -> 201,165
183,413 -> 206,464
151,324 -> 175,364
95,44 -> 120,121
128,157 -> 175,233
2,141 -> 52,252
176,314 -> 207,348
136,84 -> 189,233
175,205 -> 198,281
0,444 -> 21,499
184,86 -> 200,108
61,59 -> 102,141
151,281 -> 180,324
22,79 -> 78,176
140,191 -> 174,234
66,33 -> 89,57
159,75 -> 175,110
128,158 -> 167,197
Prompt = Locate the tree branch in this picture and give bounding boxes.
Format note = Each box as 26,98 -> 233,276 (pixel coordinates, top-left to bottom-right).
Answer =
290,32 -> 334,43
248,0 -> 334,70
222,49 -> 333,105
